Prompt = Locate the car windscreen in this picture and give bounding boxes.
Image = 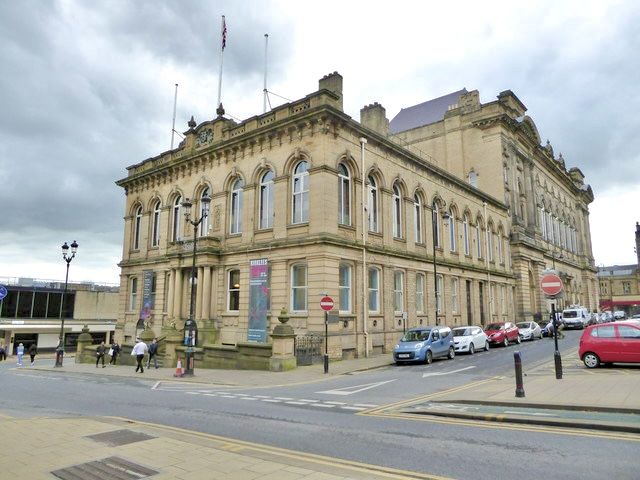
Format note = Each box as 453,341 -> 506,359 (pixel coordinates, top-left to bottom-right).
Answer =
486,323 -> 503,330
563,311 -> 578,318
516,323 -> 530,329
453,328 -> 472,336
401,330 -> 430,342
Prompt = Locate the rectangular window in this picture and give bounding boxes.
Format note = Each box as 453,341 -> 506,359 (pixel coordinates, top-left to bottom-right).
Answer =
416,273 -> 425,313
451,278 -> 459,314
436,274 -> 443,314
368,268 -> 380,312
488,230 -> 494,262
17,291 -> 33,318
291,264 -> 307,312
228,269 -> 240,311
33,292 -> 48,317
149,274 -> 157,309
476,224 -> 482,258
1,290 -> 18,318
129,277 -> 138,311
623,282 -> 631,294
393,271 -> 404,313
339,264 -> 351,313
46,292 -> 62,318
501,285 -> 506,314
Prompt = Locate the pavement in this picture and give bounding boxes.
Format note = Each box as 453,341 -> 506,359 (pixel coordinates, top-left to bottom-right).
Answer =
2,350 -> 640,479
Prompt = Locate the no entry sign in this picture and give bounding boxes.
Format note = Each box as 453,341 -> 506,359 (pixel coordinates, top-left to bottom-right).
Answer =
541,272 -> 563,296
320,296 -> 334,311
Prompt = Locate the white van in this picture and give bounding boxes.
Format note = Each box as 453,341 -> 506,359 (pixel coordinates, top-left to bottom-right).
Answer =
562,307 -> 589,329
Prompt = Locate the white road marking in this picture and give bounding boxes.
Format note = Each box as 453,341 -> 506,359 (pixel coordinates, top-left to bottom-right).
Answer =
240,397 -> 257,401
221,395 -> 236,398
422,366 -> 476,378
275,397 -> 294,400
317,379 -> 397,396
235,393 -> 250,396
186,391 -> 201,395
151,381 -> 161,390
341,406 -> 367,411
353,403 -> 378,408
325,401 -> 347,405
285,401 -> 307,405
254,395 -> 271,398
313,403 -> 336,408
261,399 -> 281,403
504,411 -> 558,417
203,394 -> 217,397
298,399 -> 319,403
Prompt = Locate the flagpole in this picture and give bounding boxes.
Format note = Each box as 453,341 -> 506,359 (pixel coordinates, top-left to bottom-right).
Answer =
216,15 -> 226,111
170,83 -> 178,150
263,33 -> 269,113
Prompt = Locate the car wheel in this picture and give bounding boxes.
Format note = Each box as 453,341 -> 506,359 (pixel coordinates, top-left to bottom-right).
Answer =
469,344 -> 475,355
484,341 -> 490,351
516,335 -> 522,344
583,352 -> 600,369
425,350 -> 433,365
448,347 -> 455,359
503,337 -> 509,347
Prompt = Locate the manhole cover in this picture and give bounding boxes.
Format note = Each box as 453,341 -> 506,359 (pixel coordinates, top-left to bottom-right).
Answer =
52,456 -> 158,479
85,429 -> 156,447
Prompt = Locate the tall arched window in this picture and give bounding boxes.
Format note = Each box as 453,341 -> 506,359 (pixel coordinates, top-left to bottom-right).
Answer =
367,175 -> 379,232
368,267 -> 380,312
291,264 -> 308,312
171,195 -> 182,242
416,273 -> 425,313
540,206 -> 547,240
414,195 -> 423,244
392,184 -> 402,238
463,214 -> 470,255
487,224 -> 494,262
199,187 -> 210,237
292,161 -> 309,224
448,209 -> 456,252
338,163 -> 351,225
475,220 -> 482,258
230,179 -> 244,234
151,200 -> 161,247
259,170 -> 274,229
339,263 -> 352,313
433,203 -> 441,248
497,228 -> 504,263
132,205 -> 142,250
393,271 -> 404,313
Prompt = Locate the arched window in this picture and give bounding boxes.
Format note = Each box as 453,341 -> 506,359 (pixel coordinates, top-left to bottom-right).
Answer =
416,273 -> 425,313
129,277 -> 138,311
540,206 -> 547,240
468,170 -> 478,188
199,187 -> 210,237
497,228 -> 504,264
393,271 -> 404,313
392,184 -> 402,238
171,195 -> 182,242
433,203 -> 442,248
290,264 -> 308,312
368,267 -> 380,312
448,209 -> 456,252
475,220 -> 482,258
259,170 -> 274,229
151,200 -> 161,247
487,224 -> 494,262
367,175 -> 379,232
230,179 -> 244,234
339,263 -> 352,313
414,195 -> 423,244
132,205 -> 142,250
462,215 -> 470,255
338,164 -> 351,225
292,161 -> 309,224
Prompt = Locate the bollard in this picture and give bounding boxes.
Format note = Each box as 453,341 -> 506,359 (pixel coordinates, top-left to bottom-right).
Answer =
323,354 -> 329,374
514,351 -> 525,398
554,350 -> 563,380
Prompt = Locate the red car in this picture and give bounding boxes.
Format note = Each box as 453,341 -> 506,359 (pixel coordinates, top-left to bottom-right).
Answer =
579,320 -> 640,368
484,322 -> 521,347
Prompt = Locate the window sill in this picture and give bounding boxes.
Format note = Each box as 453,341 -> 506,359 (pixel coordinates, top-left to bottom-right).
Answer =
393,236 -> 406,243
287,222 -> 309,229
338,223 -> 355,231
221,311 -> 240,316
254,227 -> 274,233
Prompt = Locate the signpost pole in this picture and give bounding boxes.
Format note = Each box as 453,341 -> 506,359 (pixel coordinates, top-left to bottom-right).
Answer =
551,302 -> 563,379
324,311 -> 329,374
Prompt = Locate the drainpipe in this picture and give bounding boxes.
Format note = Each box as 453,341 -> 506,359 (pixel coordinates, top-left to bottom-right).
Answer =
360,137 -> 369,357
483,201 -> 493,322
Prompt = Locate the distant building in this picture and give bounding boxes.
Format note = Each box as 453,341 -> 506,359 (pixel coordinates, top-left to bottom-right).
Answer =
597,222 -> 640,316
0,277 -> 118,354
115,72 -> 598,359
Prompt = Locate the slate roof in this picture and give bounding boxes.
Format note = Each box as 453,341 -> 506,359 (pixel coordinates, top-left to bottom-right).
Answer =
389,88 -> 468,134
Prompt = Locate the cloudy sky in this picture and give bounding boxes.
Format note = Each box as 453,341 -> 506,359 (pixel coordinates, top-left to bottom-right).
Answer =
1,0 -> 638,285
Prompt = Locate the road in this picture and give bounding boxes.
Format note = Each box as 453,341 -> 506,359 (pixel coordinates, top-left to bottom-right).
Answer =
1,330 -> 638,480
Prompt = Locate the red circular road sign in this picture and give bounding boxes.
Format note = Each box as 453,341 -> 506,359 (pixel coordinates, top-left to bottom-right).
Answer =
320,296 -> 334,311
540,272 -> 563,296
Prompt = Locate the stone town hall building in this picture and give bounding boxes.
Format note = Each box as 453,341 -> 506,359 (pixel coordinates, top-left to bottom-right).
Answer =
116,72 -> 598,358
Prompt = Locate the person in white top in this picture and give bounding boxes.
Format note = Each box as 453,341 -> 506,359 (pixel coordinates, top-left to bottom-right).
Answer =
131,338 -> 148,373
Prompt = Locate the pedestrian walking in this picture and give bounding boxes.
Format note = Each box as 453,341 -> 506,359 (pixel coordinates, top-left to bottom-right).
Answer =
109,341 -> 120,365
95,341 -> 106,368
557,321 -> 566,339
16,343 -> 24,366
146,338 -> 159,369
131,338 -> 148,373
0,343 -> 6,361
28,343 -> 38,366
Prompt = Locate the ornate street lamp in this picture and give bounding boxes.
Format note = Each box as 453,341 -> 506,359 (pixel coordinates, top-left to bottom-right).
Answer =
431,202 -> 450,326
182,194 -> 211,376
55,240 -> 78,367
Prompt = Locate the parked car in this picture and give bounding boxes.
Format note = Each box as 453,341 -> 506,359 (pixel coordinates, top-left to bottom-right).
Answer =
562,307 -> 589,329
517,321 -> 542,341
484,322 -> 520,346
588,312 -> 599,326
579,320 -> 640,368
613,310 -> 626,320
631,313 -> 640,320
452,326 -> 489,354
393,326 -> 455,365
599,312 -> 613,323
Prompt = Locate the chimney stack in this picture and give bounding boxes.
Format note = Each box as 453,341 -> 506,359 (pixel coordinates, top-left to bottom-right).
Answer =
360,102 -> 389,136
318,72 -> 343,110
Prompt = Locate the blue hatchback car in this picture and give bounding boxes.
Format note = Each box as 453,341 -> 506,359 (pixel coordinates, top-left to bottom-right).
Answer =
393,326 -> 455,365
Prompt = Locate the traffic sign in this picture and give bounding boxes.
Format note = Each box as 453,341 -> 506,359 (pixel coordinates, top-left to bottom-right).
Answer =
0,285 -> 7,301
541,272 -> 563,296
320,296 -> 334,311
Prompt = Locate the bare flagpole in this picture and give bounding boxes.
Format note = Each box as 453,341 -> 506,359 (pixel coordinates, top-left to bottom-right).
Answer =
216,15 -> 227,111
170,83 -> 178,150
263,33 -> 269,113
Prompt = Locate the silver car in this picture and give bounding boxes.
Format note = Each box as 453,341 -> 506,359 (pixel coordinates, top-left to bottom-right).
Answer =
517,321 -> 542,341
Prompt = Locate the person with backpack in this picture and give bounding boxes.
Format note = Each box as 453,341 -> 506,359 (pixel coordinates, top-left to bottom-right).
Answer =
28,343 -> 38,366
109,341 -> 121,365
95,341 -> 106,368
146,338 -> 159,369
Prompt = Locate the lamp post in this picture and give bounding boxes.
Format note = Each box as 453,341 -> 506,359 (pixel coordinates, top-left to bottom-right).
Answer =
551,249 -> 564,309
181,194 -> 211,376
55,240 -> 78,367
431,202 -> 450,325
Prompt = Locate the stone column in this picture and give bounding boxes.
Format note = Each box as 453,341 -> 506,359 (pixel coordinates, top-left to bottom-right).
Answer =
173,268 -> 182,319
195,266 -> 204,320
166,270 -> 174,320
202,266 -> 212,320
269,308 -> 297,372
75,325 -> 93,364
